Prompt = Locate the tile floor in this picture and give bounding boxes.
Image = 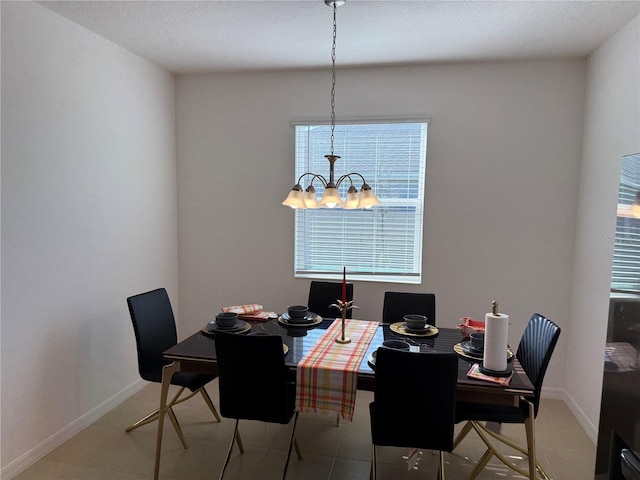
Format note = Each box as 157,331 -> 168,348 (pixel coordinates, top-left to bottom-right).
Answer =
12,381 -> 596,480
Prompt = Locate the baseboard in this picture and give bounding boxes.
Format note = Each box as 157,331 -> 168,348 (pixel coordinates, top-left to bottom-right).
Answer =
1,378 -> 147,480
542,386 -> 599,444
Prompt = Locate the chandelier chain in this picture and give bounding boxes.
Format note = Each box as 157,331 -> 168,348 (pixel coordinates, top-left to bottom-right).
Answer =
281,0 -> 380,210
330,2 -> 337,156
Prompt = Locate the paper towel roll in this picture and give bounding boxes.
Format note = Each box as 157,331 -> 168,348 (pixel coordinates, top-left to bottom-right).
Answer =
483,312 -> 509,371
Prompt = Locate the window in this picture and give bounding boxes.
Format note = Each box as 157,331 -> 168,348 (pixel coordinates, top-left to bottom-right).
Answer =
612,153 -> 640,292
292,118 -> 428,284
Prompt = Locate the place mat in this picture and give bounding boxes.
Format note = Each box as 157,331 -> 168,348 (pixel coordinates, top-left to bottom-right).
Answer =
453,343 -> 513,363
278,314 -> 323,328
389,322 -> 439,337
467,363 -> 513,386
296,319 -> 379,422
201,320 -> 251,336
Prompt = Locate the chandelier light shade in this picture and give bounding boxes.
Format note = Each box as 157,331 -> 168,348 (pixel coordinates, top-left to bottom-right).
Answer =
282,0 -> 381,210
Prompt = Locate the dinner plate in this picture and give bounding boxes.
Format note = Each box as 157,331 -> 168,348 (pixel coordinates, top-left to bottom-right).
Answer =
281,311 -> 318,324
278,313 -> 322,328
367,349 -> 378,369
453,343 -> 514,362
403,322 -> 432,334
389,321 -> 438,337
460,341 -> 484,355
211,319 -> 243,330
201,319 -> 251,335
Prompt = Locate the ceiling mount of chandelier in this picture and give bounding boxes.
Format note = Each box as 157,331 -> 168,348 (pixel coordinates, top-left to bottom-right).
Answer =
282,0 -> 381,210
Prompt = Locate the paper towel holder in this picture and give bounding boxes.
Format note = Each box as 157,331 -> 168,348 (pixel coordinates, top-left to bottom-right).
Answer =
492,300 -> 499,315
480,300 -> 513,377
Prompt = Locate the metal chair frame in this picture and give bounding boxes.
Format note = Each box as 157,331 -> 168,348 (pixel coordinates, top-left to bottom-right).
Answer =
125,386 -> 221,449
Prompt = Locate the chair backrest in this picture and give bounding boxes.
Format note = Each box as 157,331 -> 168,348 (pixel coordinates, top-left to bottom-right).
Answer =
214,332 -> 294,424
516,313 -> 561,417
372,349 -> 458,451
127,288 -> 178,383
308,281 -> 354,320
382,292 -> 436,325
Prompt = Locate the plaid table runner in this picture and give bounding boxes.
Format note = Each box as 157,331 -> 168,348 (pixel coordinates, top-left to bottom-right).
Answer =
296,319 -> 379,421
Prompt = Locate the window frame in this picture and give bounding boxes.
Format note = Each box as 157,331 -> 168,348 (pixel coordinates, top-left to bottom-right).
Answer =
290,116 -> 430,285
611,153 -> 640,293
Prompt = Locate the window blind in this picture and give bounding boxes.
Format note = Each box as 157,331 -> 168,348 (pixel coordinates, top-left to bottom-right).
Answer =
293,122 -> 427,283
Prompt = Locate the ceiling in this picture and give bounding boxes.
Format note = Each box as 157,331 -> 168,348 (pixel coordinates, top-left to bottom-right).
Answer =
39,0 -> 640,74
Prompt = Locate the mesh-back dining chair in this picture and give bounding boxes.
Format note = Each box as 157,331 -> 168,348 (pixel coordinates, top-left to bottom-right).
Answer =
214,331 -> 302,480
126,288 -> 222,448
308,281 -> 354,320
382,291 -> 436,325
453,313 -> 561,480
370,348 -> 458,480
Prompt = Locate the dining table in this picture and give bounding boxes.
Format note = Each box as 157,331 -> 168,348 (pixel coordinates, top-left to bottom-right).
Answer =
152,316 -> 534,480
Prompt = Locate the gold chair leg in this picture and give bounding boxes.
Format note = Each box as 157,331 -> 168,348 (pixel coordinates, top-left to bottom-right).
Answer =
472,417 -> 550,480
125,408 -> 160,432
468,447 -> 493,480
524,400 -> 536,480
126,386 -> 186,433
452,421 -> 473,449
294,439 -> 302,460
437,450 -> 445,480
167,406 -> 188,449
154,361 -> 181,480
164,387 -> 190,449
470,420 -> 548,479
370,445 -> 377,480
282,411 -> 300,480
199,387 -> 222,422
219,419 -> 239,480
235,430 -> 244,454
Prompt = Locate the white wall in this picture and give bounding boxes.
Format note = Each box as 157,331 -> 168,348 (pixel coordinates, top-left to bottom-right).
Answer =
176,60 -> 586,392
567,15 -> 640,439
1,2 -> 177,473
4,2 -> 634,474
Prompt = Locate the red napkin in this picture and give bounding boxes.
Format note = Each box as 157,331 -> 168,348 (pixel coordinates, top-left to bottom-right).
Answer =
457,317 -> 485,336
221,304 -> 273,322
238,311 -> 272,322
222,304 -> 263,314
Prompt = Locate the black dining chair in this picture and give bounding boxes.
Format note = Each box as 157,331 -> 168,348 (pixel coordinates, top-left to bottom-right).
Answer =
214,331 -> 302,480
453,313 -> 561,479
126,288 -> 222,448
382,291 -> 436,325
308,280 -> 354,320
369,348 -> 458,480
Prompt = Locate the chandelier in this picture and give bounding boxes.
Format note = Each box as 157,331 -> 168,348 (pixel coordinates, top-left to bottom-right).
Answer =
282,0 -> 381,210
